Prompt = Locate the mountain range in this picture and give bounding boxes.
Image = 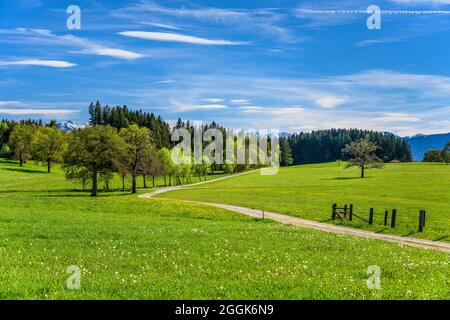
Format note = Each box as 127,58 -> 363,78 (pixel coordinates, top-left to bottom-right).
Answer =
405,133 -> 450,161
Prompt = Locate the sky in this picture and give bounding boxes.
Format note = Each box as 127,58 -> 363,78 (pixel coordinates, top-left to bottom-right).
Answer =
1,0 -> 450,136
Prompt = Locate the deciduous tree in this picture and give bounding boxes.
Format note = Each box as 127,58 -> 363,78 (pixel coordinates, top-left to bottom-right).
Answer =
342,138 -> 383,178
9,124 -> 35,166
31,126 -> 66,172
63,125 -> 125,197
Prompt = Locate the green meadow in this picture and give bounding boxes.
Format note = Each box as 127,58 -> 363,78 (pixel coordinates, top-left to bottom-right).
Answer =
158,162 -> 450,242
0,159 -> 448,299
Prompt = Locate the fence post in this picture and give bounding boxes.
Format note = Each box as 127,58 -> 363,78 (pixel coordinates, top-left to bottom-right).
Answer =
391,209 -> 397,228
344,204 -> 348,219
349,204 -> 353,221
332,204 -> 337,220
423,210 -> 426,228
384,210 -> 388,226
418,210 -> 424,232
369,208 -> 374,225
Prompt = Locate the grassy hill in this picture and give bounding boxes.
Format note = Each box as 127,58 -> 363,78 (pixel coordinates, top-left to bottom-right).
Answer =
158,162 -> 450,242
0,159 -> 448,299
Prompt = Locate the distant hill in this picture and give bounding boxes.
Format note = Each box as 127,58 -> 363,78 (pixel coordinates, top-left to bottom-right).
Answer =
405,133 -> 450,161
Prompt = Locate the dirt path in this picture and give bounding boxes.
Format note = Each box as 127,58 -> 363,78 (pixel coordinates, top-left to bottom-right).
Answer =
139,171 -> 450,253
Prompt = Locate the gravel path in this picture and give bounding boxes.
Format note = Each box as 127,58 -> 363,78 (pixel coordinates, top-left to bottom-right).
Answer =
139,171 -> 450,253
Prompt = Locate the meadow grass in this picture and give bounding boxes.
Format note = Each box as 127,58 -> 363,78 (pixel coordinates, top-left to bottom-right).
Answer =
158,162 -> 450,242
0,159 -> 448,299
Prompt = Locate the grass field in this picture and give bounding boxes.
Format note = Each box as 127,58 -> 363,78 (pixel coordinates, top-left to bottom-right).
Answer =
0,159 -> 449,299
158,162 -> 450,242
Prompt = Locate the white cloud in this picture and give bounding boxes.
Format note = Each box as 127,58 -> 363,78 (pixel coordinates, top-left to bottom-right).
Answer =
119,31 -> 247,45
375,112 -> 421,122
204,98 -> 224,103
0,59 -> 77,68
141,22 -> 181,30
93,48 -> 144,60
0,108 -> 79,115
231,99 -> 251,105
154,79 -> 176,84
0,28 -> 144,60
316,96 -> 348,109
0,100 -> 22,106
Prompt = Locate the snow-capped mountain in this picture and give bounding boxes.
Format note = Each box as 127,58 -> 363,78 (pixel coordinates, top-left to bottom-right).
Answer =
56,121 -> 87,132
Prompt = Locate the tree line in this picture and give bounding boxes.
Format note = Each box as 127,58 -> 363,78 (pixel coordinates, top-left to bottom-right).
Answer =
423,142 -> 450,164
282,129 -> 412,165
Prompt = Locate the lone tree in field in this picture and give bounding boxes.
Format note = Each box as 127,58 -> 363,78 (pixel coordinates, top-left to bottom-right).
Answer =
119,124 -> 154,194
63,126 -> 125,197
32,127 -> 66,173
9,124 -> 35,166
342,138 -> 383,178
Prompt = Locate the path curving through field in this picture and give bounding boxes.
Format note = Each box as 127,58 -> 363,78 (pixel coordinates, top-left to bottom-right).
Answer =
139,171 -> 450,253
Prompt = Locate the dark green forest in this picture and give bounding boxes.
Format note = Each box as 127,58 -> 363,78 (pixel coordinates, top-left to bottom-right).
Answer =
283,129 -> 412,164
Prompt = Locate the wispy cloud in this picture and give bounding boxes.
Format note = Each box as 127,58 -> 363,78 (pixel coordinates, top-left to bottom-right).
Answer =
231,99 -> 251,105
0,109 -> 79,116
316,96 -> 348,109
0,100 -> 22,106
113,2 -> 297,43
203,98 -> 224,103
140,22 -> 181,30
119,31 -> 247,45
0,59 -> 77,68
0,28 -> 144,60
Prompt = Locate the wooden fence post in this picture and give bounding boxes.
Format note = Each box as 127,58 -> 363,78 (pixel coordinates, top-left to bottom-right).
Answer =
344,204 -> 348,219
391,209 -> 397,228
349,204 -> 353,221
332,204 -> 337,220
369,208 -> 374,225
423,210 -> 426,228
384,210 -> 388,226
418,210 -> 424,232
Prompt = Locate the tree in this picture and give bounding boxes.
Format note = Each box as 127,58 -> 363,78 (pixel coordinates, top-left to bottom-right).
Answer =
119,124 -> 154,194
31,126 -> 66,173
342,138 -> 384,178
63,125 -> 125,197
280,139 -> 293,166
9,124 -> 35,166
139,149 -> 162,188
442,142 -> 449,165
423,149 -> 444,162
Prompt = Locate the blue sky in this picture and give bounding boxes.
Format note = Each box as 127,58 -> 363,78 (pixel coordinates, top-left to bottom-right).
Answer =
1,0 -> 450,136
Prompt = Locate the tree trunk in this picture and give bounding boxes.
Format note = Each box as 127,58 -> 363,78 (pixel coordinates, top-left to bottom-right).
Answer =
152,176 -> 155,188
131,173 -> 137,194
164,176 -> 166,186
91,169 -> 98,197
47,159 -> 51,173
122,175 -> 125,191
143,174 -> 147,188
361,165 -> 365,178
19,156 -> 23,167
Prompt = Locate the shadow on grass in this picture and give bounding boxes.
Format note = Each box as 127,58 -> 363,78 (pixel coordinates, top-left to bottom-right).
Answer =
0,159 -> 18,166
0,188 -> 137,198
332,176 -> 374,180
3,167 -> 47,174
